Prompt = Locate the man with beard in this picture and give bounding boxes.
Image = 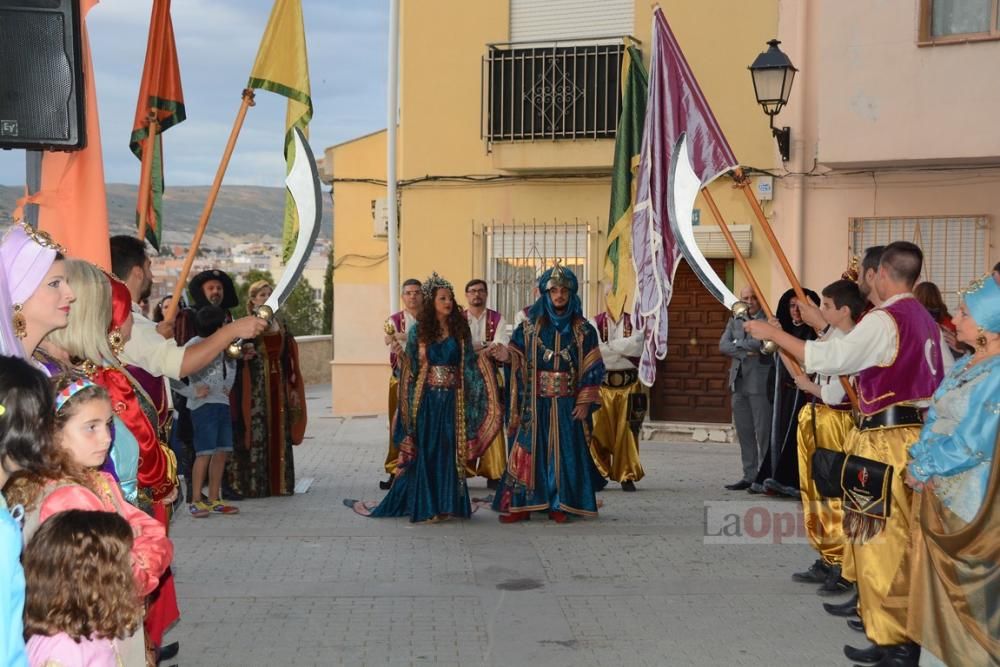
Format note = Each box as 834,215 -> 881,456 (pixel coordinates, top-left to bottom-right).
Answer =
492,265 -> 605,523
463,279 -> 509,489
382,279 -> 423,489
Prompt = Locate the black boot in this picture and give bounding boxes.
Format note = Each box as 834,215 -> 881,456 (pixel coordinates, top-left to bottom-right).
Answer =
823,592 -> 859,617
817,564 -> 854,596
864,642 -> 920,667
847,618 -> 865,632
792,559 -> 831,583
843,643 -> 885,664
379,474 -> 395,490
486,478 -> 499,490
620,480 -> 637,492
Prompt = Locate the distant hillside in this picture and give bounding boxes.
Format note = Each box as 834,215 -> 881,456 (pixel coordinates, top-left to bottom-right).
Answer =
0,184 -> 331,247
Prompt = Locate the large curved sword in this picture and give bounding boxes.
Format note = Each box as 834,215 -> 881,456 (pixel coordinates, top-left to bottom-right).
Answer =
666,133 -> 740,310
226,127 -> 322,356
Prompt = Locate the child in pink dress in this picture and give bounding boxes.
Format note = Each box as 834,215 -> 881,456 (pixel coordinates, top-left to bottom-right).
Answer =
4,378 -> 173,666
23,509 -> 143,667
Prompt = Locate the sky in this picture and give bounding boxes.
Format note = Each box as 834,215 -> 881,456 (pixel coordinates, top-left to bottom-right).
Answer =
0,0 -> 388,186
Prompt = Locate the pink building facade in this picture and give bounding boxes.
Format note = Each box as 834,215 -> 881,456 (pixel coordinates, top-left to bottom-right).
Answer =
764,0 -> 998,305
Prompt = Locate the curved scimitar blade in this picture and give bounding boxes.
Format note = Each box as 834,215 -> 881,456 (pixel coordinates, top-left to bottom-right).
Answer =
264,127 -> 323,313
667,133 -> 740,310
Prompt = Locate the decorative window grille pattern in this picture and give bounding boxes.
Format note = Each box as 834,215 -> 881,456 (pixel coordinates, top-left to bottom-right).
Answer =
482,39 -> 629,145
849,216 -> 991,310
482,221 -> 593,320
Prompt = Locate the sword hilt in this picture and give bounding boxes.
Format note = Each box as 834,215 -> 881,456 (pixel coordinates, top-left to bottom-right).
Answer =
225,304 -> 274,358
730,301 -> 778,355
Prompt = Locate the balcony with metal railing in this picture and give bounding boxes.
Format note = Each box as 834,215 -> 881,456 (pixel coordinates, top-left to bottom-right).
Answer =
481,36 -> 638,171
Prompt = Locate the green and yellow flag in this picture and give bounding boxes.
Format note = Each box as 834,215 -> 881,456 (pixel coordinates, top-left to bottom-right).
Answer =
248,0 -> 313,261
603,45 -> 648,317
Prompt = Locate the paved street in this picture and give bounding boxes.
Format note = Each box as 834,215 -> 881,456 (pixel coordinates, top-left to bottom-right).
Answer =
170,386 -> 857,666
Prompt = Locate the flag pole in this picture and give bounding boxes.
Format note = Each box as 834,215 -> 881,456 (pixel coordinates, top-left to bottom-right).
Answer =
163,89 -> 256,322
701,186 -> 803,376
732,167 -> 809,305
135,108 -> 159,243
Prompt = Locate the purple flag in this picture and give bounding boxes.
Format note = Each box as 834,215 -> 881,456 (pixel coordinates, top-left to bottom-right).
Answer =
630,8 -> 739,386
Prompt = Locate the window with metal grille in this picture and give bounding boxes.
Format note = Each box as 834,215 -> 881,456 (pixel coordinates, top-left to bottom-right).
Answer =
849,215 -> 991,310
482,222 -> 593,319
482,39 -> 631,145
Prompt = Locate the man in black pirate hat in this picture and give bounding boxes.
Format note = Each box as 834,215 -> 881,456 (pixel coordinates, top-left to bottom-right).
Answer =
174,269 -> 243,502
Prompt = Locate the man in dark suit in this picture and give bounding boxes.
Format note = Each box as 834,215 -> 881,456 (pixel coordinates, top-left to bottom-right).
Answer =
719,286 -> 774,490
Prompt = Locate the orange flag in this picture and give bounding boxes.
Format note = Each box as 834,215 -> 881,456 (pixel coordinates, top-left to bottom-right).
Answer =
30,0 -> 110,269
130,0 -> 185,251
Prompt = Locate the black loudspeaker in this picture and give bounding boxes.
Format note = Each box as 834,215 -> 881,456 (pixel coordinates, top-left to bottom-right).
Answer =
0,0 -> 85,151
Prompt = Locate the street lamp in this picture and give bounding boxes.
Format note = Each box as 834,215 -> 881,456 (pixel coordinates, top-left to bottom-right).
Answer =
748,39 -> 797,162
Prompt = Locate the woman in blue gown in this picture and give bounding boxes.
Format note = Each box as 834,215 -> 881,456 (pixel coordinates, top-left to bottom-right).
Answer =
896,273 -> 1000,667
347,274 -> 502,523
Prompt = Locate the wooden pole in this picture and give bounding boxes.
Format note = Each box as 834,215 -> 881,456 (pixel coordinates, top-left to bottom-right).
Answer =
135,109 -> 159,243
732,167 -> 808,304
730,168 -> 859,405
701,186 -> 803,376
163,89 -> 256,322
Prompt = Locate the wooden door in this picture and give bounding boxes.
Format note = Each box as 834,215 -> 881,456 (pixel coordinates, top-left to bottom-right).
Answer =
649,258 -> 732,423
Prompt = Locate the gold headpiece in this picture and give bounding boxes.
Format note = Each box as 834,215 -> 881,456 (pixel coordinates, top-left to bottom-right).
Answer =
841,255 -> 859,283
420,272 -> 453,299
545,261 -> 571,290
15,220 -> 66,254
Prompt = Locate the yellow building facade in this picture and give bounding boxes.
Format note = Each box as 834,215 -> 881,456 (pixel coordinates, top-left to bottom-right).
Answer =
325,0 -> 781,417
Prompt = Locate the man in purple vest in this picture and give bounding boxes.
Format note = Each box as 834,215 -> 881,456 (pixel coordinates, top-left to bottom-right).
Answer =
463,279 -> 509,489
588,300 -> 645,491
381,278 -> 423,489
745,242 -> 952,666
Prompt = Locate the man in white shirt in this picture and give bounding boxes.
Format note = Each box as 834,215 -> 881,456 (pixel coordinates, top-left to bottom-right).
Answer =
463,279 -> 510,489
745,242 -> 949,665
110,236 -> 269,382
588,302 -> 645,491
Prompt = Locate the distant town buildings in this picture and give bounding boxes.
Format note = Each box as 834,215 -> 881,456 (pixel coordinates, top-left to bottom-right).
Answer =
148,238 -> 330,311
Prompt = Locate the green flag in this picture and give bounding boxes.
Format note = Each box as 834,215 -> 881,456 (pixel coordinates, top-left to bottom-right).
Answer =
603,45 -> 647,317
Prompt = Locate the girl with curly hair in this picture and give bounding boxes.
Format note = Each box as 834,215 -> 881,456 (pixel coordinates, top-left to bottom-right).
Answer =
347,274 -> 502,522
23,509 -> 142,666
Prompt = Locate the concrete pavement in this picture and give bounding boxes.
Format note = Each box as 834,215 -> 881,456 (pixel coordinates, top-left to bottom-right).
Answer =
169,385 -> 858,666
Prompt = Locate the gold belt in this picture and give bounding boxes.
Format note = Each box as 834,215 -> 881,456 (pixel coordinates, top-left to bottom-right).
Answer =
538,370 -> 575,398
604,369 -> 638,388
427,365 -> 458,388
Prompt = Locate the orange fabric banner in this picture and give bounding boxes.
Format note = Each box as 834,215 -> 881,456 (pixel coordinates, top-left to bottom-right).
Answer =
130,0 -> 185,251
36,0 -> 111,270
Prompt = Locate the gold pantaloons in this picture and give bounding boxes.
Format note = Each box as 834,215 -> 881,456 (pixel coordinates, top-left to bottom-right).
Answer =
796,404 -> 855,566
846,424 -> 920,645
589,382 -> 645,483
385,376 -> 401,475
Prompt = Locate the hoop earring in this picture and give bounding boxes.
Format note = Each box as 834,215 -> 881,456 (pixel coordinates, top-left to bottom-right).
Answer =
108,329 -> 125,356
12,304 -> 26,339
976,327 -> 988,351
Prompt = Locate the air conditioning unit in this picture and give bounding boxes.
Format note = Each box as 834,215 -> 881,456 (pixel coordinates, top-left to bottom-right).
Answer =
372,198 -> 388,237
692,224 -> 752,258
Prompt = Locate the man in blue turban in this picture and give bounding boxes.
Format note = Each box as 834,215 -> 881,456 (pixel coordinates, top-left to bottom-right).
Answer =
492,264 -> 605,522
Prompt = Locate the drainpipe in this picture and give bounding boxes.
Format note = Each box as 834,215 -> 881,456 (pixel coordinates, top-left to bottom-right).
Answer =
789,0 -> 808,280
386,0 -> 400,309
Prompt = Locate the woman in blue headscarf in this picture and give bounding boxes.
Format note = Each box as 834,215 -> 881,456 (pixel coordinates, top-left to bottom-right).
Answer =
493,265 -> 605,523
347,273 -> 502,522
896,273 -> 1000,667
